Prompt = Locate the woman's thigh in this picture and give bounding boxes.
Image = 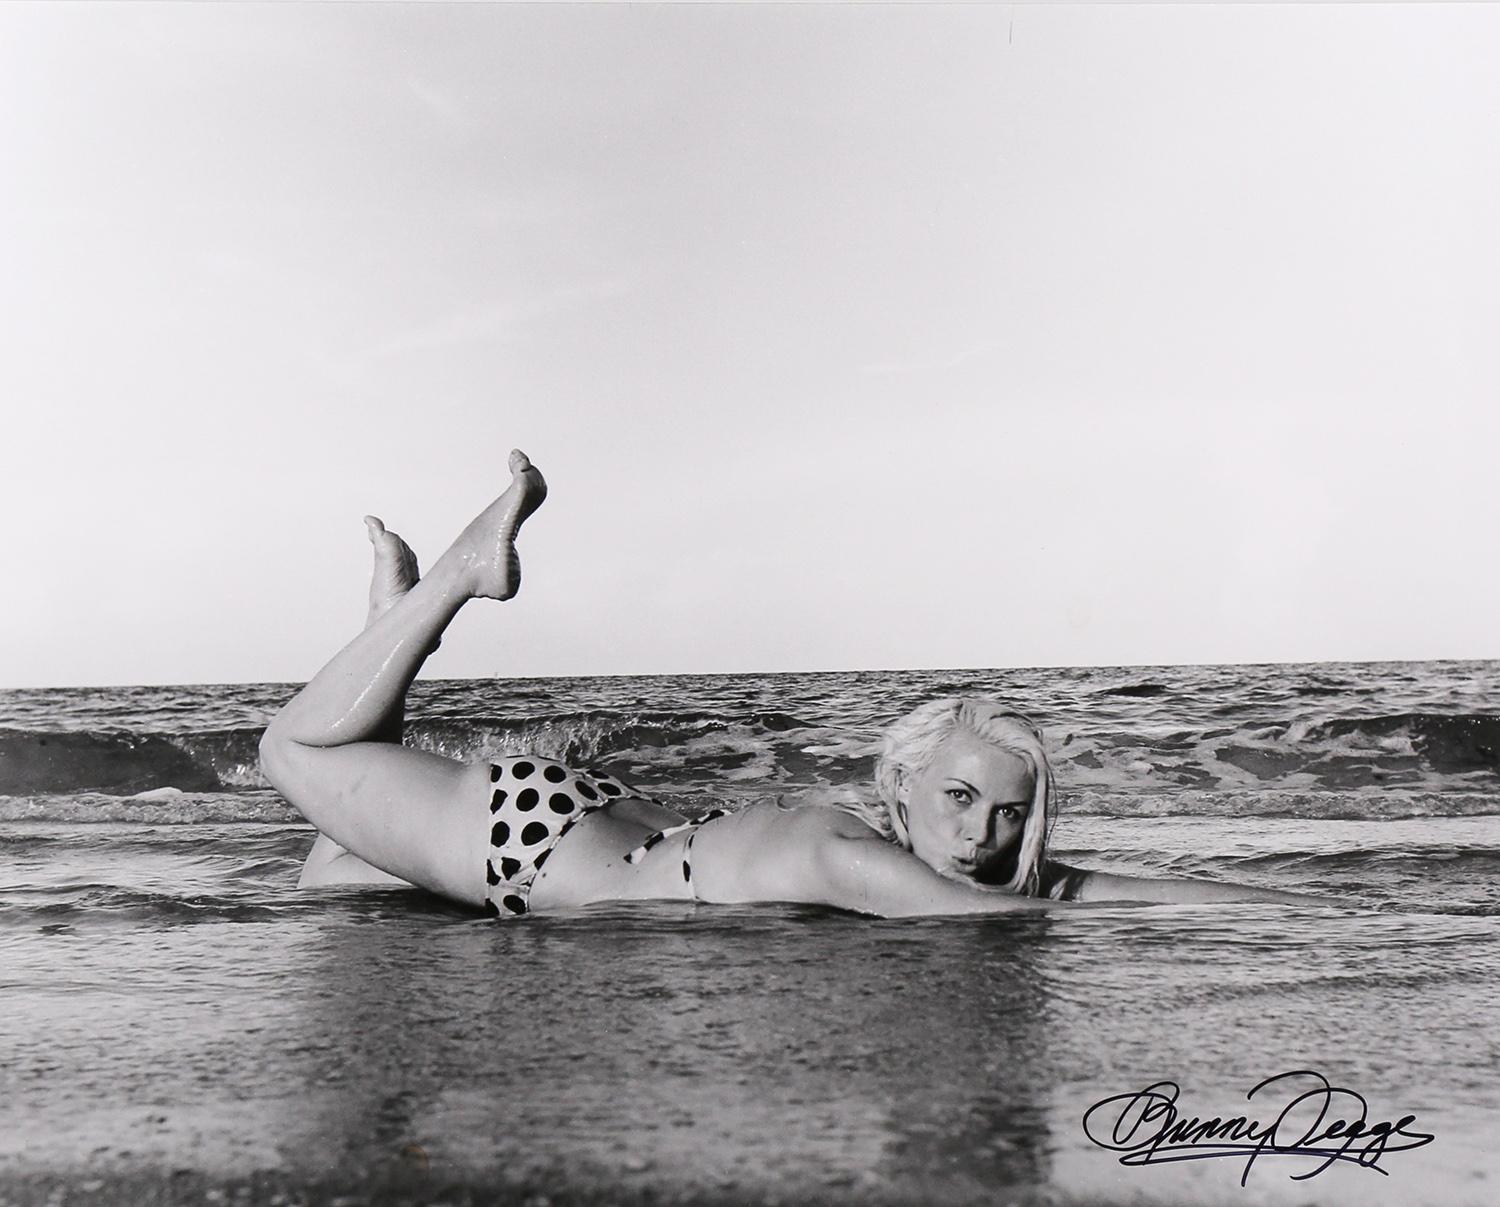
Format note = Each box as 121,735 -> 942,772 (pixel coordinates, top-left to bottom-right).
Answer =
263,739 -> 491,905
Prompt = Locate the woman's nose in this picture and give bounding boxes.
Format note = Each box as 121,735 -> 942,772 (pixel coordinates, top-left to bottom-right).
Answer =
961,807 -> 993,844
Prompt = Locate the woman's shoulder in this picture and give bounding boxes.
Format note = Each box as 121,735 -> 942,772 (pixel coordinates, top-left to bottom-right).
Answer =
702,795 -> 894,906
750,794 -> 889,845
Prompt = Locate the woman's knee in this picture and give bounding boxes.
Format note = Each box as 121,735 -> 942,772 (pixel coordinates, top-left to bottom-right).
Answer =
258,724 -> 306,797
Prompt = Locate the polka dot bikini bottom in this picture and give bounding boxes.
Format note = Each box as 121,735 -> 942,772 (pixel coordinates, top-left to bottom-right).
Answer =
483,756 -> 636,917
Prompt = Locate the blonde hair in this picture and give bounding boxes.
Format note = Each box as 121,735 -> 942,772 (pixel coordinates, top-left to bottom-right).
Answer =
872,698 -> 1057,896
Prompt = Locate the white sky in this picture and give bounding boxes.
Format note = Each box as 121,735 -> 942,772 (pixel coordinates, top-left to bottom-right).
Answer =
2,2 -> 1496,688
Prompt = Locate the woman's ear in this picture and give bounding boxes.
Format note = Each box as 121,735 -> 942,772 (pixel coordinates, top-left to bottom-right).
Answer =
889,779 -> 911,847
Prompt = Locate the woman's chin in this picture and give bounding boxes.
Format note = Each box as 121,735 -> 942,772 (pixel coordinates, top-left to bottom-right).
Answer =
928,847 -> 1019,885
969,852 -> 1018,886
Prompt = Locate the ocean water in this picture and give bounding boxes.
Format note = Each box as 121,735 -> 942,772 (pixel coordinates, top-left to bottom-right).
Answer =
2,661 -> 1498,1205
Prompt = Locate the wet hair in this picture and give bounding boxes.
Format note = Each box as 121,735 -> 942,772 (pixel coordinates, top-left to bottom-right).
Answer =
872,698 -> 1057,897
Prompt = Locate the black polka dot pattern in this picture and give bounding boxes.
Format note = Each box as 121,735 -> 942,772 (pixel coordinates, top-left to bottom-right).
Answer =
482,756 -> 635,921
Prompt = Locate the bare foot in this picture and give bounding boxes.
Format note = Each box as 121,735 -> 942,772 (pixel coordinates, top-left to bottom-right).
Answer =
442,449 -> 548,601
363,516 -> 421,626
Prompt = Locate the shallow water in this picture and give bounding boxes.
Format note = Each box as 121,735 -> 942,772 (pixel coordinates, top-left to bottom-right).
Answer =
3,663 -> 1499,1204
5,817 -> 1497,1205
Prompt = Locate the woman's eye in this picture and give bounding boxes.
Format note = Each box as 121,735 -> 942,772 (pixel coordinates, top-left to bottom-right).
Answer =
947,789 -> 970,804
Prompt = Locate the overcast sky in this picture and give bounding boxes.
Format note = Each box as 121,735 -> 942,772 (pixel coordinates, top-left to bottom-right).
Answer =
3,2 -> 1496,688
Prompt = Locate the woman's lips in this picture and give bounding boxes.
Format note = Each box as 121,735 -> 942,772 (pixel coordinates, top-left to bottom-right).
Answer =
953,850 -> 1006,879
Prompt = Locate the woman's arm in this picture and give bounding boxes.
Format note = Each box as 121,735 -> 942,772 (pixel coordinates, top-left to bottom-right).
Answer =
1061,864 -> 1327,906
805,827 -> 1059,917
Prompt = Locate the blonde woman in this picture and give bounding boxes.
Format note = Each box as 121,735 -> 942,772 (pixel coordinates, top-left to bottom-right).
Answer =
261,452 -> 1319,918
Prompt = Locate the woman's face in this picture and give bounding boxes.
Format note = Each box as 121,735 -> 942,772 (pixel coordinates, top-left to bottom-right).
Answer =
898,727 -> 1035,882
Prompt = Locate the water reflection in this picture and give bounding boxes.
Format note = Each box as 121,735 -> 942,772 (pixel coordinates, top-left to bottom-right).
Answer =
285,900 -> 1060,1200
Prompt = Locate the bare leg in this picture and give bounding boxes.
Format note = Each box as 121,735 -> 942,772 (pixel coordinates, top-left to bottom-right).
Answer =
267,450 -> 544,747
262,451 -> 547,904
358,515 -> 425,744
299,517 -> 425,888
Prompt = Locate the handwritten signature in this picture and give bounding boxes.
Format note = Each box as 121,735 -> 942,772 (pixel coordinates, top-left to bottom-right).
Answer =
1082,1070 -> 1435,1185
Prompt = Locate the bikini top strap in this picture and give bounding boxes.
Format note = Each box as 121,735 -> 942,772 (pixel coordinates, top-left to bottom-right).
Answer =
623,821 -> 695,865
622,809 -> 730,865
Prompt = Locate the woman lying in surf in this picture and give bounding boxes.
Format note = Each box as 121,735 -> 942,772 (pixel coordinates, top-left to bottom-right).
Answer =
259,451 -> 1320,917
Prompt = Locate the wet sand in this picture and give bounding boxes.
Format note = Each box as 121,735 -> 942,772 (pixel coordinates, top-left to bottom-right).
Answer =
5,829 -> 1496,1207
0,1170 -> 1146,1207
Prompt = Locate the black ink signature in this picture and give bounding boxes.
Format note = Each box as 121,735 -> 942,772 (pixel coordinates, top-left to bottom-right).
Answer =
1082,1070 -> 1435,1185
